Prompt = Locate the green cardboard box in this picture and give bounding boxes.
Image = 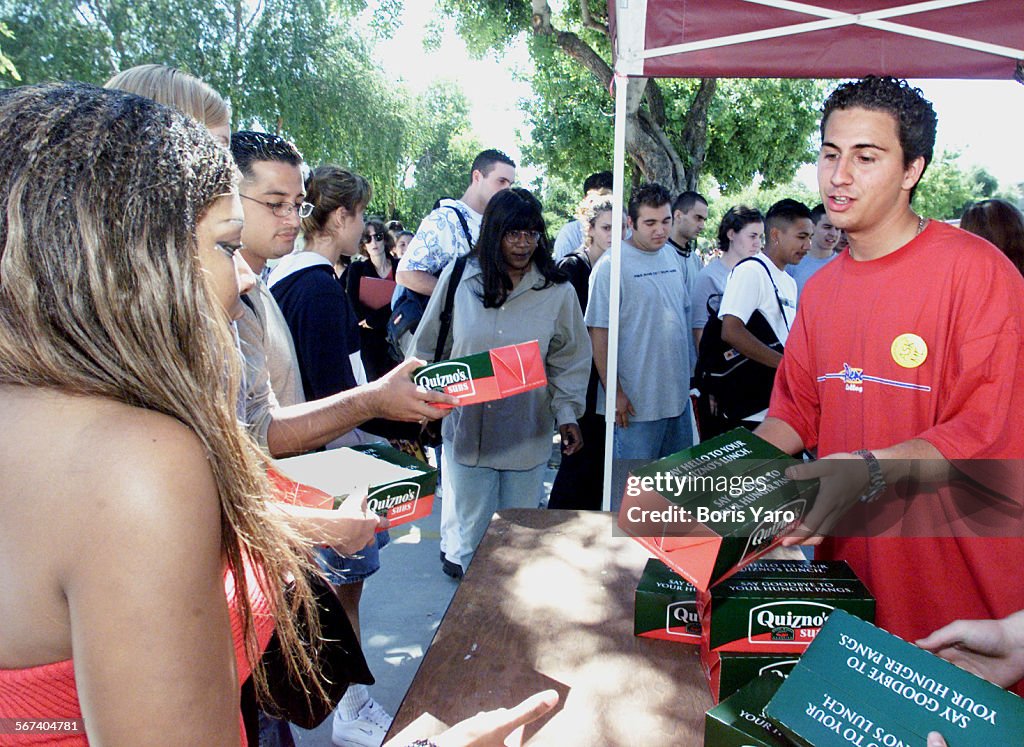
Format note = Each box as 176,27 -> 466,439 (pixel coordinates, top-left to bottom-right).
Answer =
705,674 -> 796,746
765,610 -> 1024,746
634,558 -> 700,643
272,443 -> 437,528
618,429 -> 819,591
701,633 -> 800,703
702,560 -> 875,654
412,340 -> 546,407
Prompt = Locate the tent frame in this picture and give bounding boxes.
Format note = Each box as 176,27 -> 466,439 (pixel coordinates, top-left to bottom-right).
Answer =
600,0 -> 1023,509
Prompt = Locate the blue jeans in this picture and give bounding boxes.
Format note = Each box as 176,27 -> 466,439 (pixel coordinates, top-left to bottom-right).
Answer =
315,529 -> 390,585
613,404 -> 694,461
443,448 -> 547,570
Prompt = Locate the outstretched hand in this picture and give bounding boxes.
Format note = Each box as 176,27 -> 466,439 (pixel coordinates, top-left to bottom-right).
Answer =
372,358 -> 460,422
781,453 -> 871,546
433,689 -> 559,747
916,610 -> 1024,689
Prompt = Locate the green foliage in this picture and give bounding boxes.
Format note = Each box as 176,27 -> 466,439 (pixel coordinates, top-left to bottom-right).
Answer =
0,20 -> 18,80
519,33 -> 614,197
0,0 -> 451,221
697,177 -> 820,255
436,0 -> 822,199
435,0 -> 531,58
702,78 -> 824,194
398,81 -> 481,223
914,151 -> 993,221
532,170 -> 584,234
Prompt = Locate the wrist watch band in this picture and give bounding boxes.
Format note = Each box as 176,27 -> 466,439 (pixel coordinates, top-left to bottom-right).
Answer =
853,449 -> 886,503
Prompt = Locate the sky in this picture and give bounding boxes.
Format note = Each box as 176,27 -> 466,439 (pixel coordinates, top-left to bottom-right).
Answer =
372,3 -> 1024,193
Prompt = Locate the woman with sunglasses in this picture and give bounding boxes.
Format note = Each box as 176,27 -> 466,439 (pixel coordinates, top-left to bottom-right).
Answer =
345,218 -> 400,382
411,188 -> 591,573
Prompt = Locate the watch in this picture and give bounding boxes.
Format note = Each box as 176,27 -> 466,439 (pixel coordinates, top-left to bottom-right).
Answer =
853,449 -> 886,503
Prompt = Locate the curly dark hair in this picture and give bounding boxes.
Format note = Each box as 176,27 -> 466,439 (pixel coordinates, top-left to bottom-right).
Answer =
360,217 -> 396,258
821,76 -> 937,197
472,187 -> 565,308
628,182 -> 673,223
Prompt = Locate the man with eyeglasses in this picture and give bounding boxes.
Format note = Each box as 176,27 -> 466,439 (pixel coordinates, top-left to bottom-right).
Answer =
229,133 -> 456,747
228,131 -> 455,456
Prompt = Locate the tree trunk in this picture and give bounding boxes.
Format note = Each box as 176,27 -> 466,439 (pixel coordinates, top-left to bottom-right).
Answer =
530,0 -> 710,196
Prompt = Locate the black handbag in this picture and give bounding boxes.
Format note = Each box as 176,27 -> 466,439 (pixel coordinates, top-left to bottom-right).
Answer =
695,257 -> 790,422
255,571 -> 375,730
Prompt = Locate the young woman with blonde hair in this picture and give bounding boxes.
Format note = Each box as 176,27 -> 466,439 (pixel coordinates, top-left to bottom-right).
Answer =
104,63 -> 231,145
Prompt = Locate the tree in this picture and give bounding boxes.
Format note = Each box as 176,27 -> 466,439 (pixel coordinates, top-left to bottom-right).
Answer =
0,0 -> 411,211
397,81 -> 481,223
436,0 -> 824,198
0,21 -> 18,80
914,151 -> 997,221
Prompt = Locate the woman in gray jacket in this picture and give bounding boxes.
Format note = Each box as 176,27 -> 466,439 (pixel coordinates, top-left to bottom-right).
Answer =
412,188 -> 592,574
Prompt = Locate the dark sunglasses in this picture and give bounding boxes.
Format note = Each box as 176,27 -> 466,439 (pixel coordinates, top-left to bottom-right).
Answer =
363,232 -> 385,243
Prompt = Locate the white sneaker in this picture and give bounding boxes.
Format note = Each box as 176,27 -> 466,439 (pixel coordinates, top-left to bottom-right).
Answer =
331,697 -> 393,747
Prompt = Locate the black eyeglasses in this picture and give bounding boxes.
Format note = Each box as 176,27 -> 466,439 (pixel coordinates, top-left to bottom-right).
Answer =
504,230 -> 541,244
240,194 -> 314,218
363,232 -> 385,243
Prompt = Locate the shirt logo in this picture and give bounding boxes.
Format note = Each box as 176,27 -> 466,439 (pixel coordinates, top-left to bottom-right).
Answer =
818,363 -> 931,393
841,363 -> 863,392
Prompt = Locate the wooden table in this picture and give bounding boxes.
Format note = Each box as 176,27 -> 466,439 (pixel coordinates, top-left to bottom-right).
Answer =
386,509 -> 712,746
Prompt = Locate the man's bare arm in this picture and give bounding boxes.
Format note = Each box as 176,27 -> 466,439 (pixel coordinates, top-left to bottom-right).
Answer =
589,326 -> 635,428
396,269 -> 438,296
266,359 -> 456,458
754,416 -> 805,455
722,314 -> 783,368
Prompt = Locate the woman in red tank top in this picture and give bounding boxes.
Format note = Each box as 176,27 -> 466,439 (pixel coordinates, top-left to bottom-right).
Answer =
0,83 -> 328,745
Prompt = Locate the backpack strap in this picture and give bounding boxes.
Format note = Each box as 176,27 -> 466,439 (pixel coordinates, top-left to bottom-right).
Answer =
445,205 -> 474,252
433,255 -> 469,363
736,256 -> 790,332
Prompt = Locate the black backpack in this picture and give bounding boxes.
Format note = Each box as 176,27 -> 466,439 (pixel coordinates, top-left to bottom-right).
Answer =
694,256 -> 790,422
386,203 -> 473,361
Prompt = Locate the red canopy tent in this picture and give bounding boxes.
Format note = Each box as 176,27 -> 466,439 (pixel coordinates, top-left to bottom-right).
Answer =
609,0 -> 1023,80
597,0 -> 1023,507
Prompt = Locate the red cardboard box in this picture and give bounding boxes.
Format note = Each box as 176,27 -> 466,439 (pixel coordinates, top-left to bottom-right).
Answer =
270,443 -> 436,529
414,340 -> 547,408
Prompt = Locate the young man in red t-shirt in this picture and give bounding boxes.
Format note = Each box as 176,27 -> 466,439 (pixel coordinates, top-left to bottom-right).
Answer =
753,77 -> 1024,694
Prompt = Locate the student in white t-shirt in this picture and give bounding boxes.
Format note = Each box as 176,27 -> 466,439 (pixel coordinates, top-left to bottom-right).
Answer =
718,199 -> 812,422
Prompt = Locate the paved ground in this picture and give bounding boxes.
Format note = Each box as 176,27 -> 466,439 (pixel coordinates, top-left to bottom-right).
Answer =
291,444 -> 561,745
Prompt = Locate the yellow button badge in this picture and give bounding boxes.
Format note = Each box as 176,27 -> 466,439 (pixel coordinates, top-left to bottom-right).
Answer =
891,333 -> 928,369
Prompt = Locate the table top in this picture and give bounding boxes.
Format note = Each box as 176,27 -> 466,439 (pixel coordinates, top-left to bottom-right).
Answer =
386,509 -> 712,746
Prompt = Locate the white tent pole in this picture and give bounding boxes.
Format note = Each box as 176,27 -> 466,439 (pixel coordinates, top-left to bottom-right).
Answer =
602,71 -> 629,513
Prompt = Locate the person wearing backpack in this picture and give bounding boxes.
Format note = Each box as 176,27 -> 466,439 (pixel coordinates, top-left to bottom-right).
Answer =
391,149 -> 516,349
714,199 -> 811,426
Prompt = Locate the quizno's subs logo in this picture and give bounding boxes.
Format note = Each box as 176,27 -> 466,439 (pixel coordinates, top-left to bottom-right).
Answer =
414,361 -> 475,398
741,498 -> 805,559
666,601 -> 701,637
748,601 -> 834,646
367,481 -> 421,520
